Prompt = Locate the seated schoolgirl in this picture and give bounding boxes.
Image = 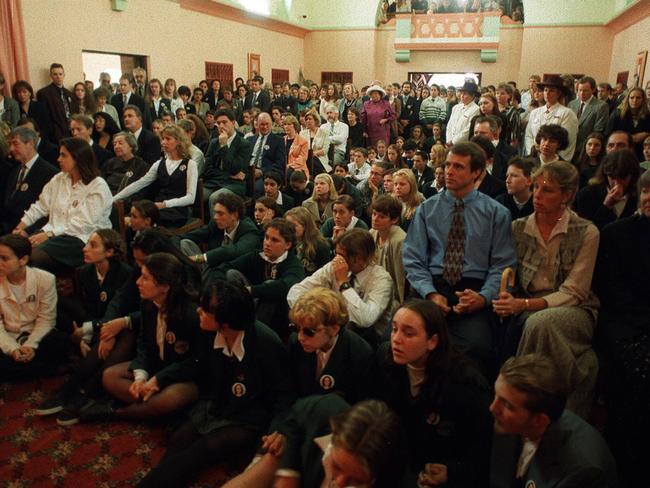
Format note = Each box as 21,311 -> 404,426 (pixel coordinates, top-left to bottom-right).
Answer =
80,252 -> 201,422
137,281 -> 295,488
0,234 -> 67,380
375,299 -> 493,488
222,395 -> 409,488
288,287 -> 373,404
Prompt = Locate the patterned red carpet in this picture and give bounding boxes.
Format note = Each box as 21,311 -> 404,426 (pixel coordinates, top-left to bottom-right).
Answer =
0,377 -> 230,487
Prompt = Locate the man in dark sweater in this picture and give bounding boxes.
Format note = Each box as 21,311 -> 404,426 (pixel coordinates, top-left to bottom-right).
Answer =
215,218 -> 305,338
496,157 -> 534,220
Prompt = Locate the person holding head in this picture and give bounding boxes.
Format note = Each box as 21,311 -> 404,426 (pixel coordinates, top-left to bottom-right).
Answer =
594,169 -> 650,486
494,161 -> 600,417
284,206 -> 331,275
80,252 -> 200,423
446,80 -> 481,146
288,228 -> 393,347
393,168 -> 424,231
36,63 -> 73,142
370,195 -> 406,304
533,124 -> 569,166
300,111 -> 330,175
0,234 -> 66,380
253,196 -> 280,229
496,157 -> 535,220
320,194 -> 368,242
214,218 -> 305,337
287,286 -> 373,403
301,173 -> 338,226
202,108 -> 254,206
110,75 -> 145,125
121,105 -> 161,165
70,114 -> 112,168
362,85 -> 395,149
136,280 -> 294,488
13,138 -> 112,272
490,354 -> 617,488
113,124 -> 198,227
376,299 -> 493,487
101,130 -> 149,199
1,127 -> 58,234
0,74 -> 20,128
284,115 -> 309,180
179,192 -> 260,276
404,142 -> 516,373
262,170 -> 295,213
606,87 -> 650,161
577,132 -> 606,187
575,149 -> 640,229
525,74 -> 579,161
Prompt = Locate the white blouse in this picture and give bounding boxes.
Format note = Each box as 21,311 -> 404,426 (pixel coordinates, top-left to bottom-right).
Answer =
21,172 -> 112,243
0,267 -> 57,354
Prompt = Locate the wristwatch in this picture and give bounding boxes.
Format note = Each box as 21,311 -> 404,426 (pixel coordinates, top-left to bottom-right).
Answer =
339,282 -> 352,292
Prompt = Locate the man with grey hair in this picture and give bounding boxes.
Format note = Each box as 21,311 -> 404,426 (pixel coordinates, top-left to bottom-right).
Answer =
320,104 -> 349,166
1,127 -> 58,233
99,72 -> 112,92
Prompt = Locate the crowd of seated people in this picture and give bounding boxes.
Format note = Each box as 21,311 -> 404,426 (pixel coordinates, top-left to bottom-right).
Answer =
2,61 -> 650,488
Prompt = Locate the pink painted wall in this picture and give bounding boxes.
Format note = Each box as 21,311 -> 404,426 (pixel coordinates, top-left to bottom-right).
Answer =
609,15 -> 650,87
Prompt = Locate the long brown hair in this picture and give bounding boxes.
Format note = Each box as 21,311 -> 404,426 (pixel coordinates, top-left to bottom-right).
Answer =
59,137 -> 100,185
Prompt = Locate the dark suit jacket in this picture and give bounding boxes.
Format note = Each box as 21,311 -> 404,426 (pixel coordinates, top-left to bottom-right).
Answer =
110,92 -> 145,127
493,140 -> 518,182
271,95 -> 298,115
0,156 -> 59,233
244,90 -> 272,113
413,166 -> 434,193
37,138 -> 60,166
568,97 -> 609,161
249,132 -> 286,175
143,98 -> 172,129
575,182 -> 637,230
136,128 -> 162,165
203,133 -> 253,195
496,193 -> 534,221
36,83 -> 73,143
490,410 -> 618,488
21,100 -> 51,141
92,142 -> 112,169
477,172 -> 506,199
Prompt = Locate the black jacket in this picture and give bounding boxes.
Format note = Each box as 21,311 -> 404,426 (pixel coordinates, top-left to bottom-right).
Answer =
136,128 -> 162,165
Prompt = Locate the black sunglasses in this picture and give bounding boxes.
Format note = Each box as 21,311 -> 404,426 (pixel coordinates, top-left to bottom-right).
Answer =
289,323 -> 324,338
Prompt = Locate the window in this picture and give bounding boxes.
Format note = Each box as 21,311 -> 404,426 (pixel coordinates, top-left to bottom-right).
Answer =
272,69 -> 290,85
82,50 -> 148,87
205,62 -> 234,90
408,72 -> 482,89
321,72 -> 353,85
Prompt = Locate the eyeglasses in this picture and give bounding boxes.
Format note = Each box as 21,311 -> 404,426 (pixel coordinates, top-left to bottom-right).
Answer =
289,323 -> 325,338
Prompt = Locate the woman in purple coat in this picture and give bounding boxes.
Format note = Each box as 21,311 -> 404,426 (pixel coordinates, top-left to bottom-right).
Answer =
362,85 -> 396,148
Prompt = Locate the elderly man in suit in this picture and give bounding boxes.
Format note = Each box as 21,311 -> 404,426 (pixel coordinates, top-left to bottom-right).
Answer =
568,76 -> 609,163
490,354 -> 618,488
121,105 -> 160,165
1,127 -> 58,234
248,112 -> 286,193
36,63 -> 73,143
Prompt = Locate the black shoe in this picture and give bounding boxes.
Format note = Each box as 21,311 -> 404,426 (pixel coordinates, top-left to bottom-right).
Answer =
56,395 -> 91,426
79,399 -> 116,423
35,391 -> 67,416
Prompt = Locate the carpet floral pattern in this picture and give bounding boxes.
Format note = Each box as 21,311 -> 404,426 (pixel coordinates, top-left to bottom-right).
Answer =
0,377 -> 229,487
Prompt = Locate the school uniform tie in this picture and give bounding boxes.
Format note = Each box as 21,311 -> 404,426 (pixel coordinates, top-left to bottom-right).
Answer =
442,199 -> 465,286
223,234 -> 232,246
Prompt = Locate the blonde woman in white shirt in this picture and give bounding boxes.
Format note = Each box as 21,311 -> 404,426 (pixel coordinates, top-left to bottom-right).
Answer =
13,138 -> 112,272
113,124 -> 198,228
0,234 -> 66,380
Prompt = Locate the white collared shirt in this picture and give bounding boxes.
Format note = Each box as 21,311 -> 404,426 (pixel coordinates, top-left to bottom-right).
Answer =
260,250 -> 289,264
213,330 -> 246,362
316,334 -> 339,377
133,126 -> 143,140
319,120 -> 349,152
20,153 -> 39,180
446,101 -> 480,144
524,103 -> 578,160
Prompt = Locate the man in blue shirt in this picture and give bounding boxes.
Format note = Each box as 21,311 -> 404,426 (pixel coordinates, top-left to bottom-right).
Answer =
403,141 -> 516,372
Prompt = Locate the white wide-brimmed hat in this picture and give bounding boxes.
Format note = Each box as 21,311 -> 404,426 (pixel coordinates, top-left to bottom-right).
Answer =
366,85 -> 386,97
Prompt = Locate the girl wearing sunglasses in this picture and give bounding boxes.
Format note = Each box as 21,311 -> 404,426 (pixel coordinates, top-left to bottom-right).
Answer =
287,287 -> 373,404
